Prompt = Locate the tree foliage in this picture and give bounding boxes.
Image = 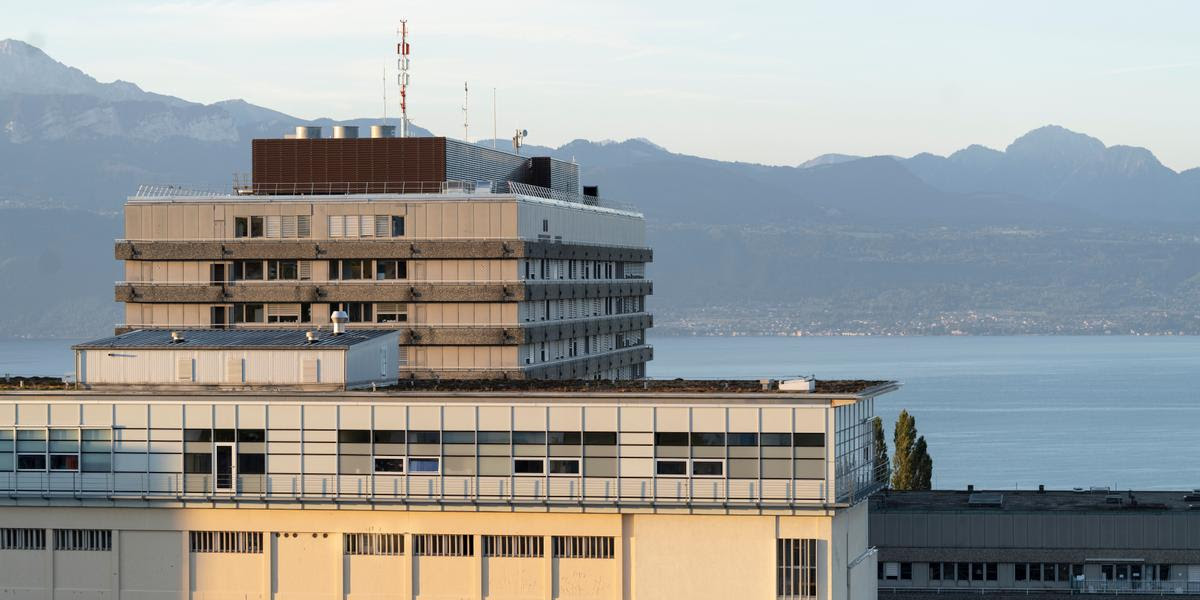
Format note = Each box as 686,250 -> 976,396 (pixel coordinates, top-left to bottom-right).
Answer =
871,416 -> 890,484
890,410 -> 933,490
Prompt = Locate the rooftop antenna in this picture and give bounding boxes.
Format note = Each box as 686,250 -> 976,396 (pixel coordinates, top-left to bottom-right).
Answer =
512,128 -> 527,154
381,64 -> 388,123
462,81 -> 469,142
396,20 -> 411,137
492,87 -> 497,150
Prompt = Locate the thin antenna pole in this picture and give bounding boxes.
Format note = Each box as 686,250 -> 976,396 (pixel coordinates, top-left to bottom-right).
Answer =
492,87 -> 497,150
397,20 -> 411,137
382,65 -> 387,123
463,81 -> 469,142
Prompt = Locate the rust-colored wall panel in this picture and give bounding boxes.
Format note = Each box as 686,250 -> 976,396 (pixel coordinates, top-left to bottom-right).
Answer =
252,138 -> 447,194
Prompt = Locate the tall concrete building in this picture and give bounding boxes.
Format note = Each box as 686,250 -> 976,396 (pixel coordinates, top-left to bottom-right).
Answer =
116,131 -> 652,380
0,377 -> 896,600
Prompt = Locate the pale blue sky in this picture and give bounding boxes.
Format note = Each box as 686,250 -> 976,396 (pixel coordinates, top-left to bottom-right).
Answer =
5,0 -> 1199,170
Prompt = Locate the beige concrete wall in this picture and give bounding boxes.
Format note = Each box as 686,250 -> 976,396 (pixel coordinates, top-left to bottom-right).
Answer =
0,505 -> 855,600
80,348 -> 348,386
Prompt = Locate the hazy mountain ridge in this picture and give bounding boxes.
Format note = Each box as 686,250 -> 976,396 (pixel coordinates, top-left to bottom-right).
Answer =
2,39 -> 1200,338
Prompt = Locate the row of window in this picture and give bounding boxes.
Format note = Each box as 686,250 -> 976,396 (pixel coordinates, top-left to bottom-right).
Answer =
523,259 -> 626,281
188,531 -> 611,559
327,215 -> 405,238
227,302 -> 407,324
177,428 -> 824,448
883,562 -> 1174,583
0,528 -> 110,551
233,215 -> 312,239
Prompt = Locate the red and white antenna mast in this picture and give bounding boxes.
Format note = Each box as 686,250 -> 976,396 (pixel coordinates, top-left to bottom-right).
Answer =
396,20 -> 411,137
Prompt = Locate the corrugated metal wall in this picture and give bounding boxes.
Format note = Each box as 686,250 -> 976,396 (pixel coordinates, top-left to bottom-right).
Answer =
870,510 -> 1200,550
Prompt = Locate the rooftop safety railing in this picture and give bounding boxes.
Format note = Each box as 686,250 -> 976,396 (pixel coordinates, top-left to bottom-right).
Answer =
880,582 -> 1200,595
115,278 -> 648,286
131,180 -> 641,214
0,471 -> 824,508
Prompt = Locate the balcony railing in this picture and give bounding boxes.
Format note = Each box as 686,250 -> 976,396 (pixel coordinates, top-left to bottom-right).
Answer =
0,471 -> 825,508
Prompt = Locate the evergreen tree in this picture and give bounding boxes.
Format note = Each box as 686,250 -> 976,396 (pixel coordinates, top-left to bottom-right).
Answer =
912,436 -> 933,490
890,410 -> 916,490
871,416 -> 890,484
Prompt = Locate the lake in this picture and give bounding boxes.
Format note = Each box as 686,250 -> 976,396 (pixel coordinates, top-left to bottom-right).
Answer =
2,335 -> 1198,491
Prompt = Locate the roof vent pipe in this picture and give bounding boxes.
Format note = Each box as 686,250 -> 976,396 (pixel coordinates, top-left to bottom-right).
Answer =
295,126 -> 322,139
305,331 -> 318,344
331,310 -> 350,335
332,125 -> 359,139
370,125 -> 396,138
170,331 -> 184,344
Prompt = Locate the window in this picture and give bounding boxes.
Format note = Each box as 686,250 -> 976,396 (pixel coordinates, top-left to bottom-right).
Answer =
413,534 -> 472,557
900,562 -> 912,580
1101,564 -> 1114,580
692,461 -> 724,476
957,562 -> 969,581
552,536 -> 613,559
548,431 -> 581,445
549,459 -> 580,475
374,458 -> 404,473
331,259 -> 371,280
267,260 -> 299,280
237,453 -> 265,474
777,538 -> 817,600
234,217 -> 249,238
237,429 -> 265,442
655,460 -> 686,476
213,429 -> 235,442
583,431 -> 617,445
50,454 -> 78,471
728,433 -> 758,446
345,533 -> 403,556
250,216 -> 264,238
391,216 -> 405,237
542,219 -> 549,233
483,535 -> 542,558
190,531 -> 263,553
478,431 -> 510,444
373,430 -> 405,444
1016,563 -> 1027,581
338,430 -> 371,444
234,303 -> 265,323
376,259 -> 407,280
987,563 -> 998,581
329,302 -> 372,322
654,432 -> 688,446
0,528 -> 45,550
184,429 -> 212,442
409,458 -> 439,473
443,431 -> 475,444
184,453 -> 212,474
408,431 -> 440,444
376,302 -> 408,323
513,431 -> 545,445
54,529 -> 111,551
691,432 -> 725,446
760,433 -> 791,446
793,433 -> 825,447
514,459 -> 544,474
929,563 -> 940,581
972,563 -> 984,581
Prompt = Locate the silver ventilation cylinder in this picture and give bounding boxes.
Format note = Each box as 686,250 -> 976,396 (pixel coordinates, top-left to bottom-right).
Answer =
294,126 -> 323,139
330,310 -> 350,335
370,125 -> 396,138
332,125 -> 359,139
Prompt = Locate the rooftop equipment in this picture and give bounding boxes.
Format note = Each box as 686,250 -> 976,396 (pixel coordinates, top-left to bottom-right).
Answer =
332,125 -> 359,139
295,126 -> 322,139
370,125 -> 396,138
331,310 -> 350,335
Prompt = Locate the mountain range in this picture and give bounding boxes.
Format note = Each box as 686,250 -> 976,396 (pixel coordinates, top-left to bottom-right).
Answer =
2,39 -> 1199,339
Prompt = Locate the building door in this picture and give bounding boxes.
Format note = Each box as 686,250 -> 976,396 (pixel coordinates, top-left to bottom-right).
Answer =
214,443 -> 235,492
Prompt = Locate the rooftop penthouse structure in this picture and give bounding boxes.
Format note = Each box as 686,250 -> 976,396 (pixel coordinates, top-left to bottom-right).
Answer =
116,129 -> 652,380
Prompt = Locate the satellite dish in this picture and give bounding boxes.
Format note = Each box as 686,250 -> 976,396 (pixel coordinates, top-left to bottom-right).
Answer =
521,129 -> 528,137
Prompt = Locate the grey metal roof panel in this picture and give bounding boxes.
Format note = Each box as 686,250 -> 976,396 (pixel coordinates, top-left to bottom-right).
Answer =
73,329 -> 395,350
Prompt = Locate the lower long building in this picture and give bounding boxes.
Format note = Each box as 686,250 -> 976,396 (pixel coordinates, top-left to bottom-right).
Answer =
0,378 -> 894,600
872,489 -> 1200,598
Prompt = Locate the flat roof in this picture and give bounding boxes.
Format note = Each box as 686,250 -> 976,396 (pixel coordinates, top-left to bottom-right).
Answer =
379,379 -> 894,396
73,329 -> 396,350
872,489 -> 1200,513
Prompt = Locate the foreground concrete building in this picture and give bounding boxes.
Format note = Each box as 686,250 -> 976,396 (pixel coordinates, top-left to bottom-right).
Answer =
0,377 -> 893,600
873,489 -> 1200,597
116,132 -> 652,380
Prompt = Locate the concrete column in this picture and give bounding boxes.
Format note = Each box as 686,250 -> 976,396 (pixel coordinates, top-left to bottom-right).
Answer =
473,534 -> 483,600
334,532 -> 344,600
543,535 -> 553,600
263,531 -> 273,600
180,532 -> 191,600
44,527 -> 53,600
111,530 -> 121,600
403,533 -> 413,600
